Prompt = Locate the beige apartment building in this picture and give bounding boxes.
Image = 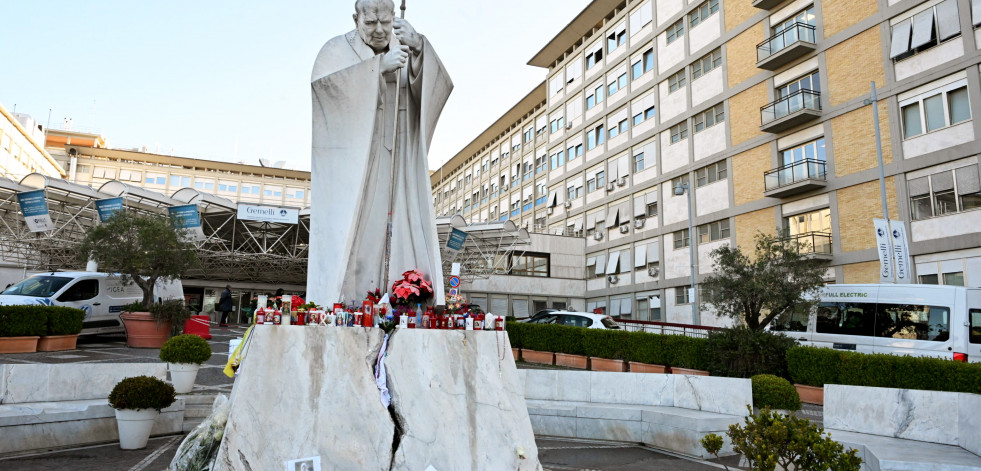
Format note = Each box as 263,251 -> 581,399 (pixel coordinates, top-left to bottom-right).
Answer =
0,102 -> 65,181
431,0 -> 981,325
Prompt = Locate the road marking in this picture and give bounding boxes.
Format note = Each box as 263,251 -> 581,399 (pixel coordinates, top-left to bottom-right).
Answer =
128,435 -> 181,471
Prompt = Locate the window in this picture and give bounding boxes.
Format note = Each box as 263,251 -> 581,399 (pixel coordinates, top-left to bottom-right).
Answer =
633,152 -> 646,172
586,84 -> 605,110
668,70 -> 687,93
509,253 -> 550,277
646,200 -> 658,217
57,279 -> 99,302
607,23 -> 627,52
696,219 -> 730,243
145,174 -> 166,185
632,49 -> 655,80
693,103 -> 725,132
778,71 -> 820,99
671,174 -> 690,196
608,117 -> 628,139
874,304 -> 950,341
567,143 -> 583,161
596,170 -> 606,188
549,150 -> 565,170
691,49 -> 722,80
901,83 -> 971,139
669,121 -> 688,143
675,285 -> 691,304
673,228 -> 690,249
608,72 -> 628,96
550,116 -> 565,133
586,44 -> 604,70
943,271 -> 964,286
666,19 -> 685,44
971,309 -> 981,344
816,302 -> 875,336
695,161 -> 727,187
908,165 -> 981,220
586,124 -> 606,150
536,154 -> 547,173
890,0 -> 962,61
587,177 -> 597,193
524,128 -> 533,143
689,0 -> 719,28
780,138 -> 826,166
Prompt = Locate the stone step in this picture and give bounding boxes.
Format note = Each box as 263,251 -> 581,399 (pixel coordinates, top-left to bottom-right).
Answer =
184,406 -> 213,419
183,417 -> 205,433
179,394 -> 219,406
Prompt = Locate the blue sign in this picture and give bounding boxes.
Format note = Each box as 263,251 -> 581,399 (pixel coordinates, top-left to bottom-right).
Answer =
168,204 -> 205,241
16,190 -> 54,232
95,197 -> 124,222
448,276 -> 461,288
446,228 -> 468,252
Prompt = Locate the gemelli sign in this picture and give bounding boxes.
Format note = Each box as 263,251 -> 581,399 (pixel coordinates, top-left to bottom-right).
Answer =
236,204 -> 299,224
17,190 -> 54,232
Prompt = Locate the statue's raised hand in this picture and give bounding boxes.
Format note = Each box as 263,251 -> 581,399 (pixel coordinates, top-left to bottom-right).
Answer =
393,18 -> 422,53
381,45 -> 410,75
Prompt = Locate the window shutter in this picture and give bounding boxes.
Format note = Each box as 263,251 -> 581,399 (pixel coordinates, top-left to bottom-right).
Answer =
605,251 -> 620,274
595,254 -> 606,276
511,299 -> 529,317
647,240 -> 660,263
574,218 -> 584,231
974,0 -> 981,26
634,244 -> 648,267
608,160 -> 619,180
908,176 -> 930,197
607,207 -> 621,228
620,298 -> 632,314
634,194 -> 647,217
491,297 -> 508,316
931,171 -> 954,192
586,213 -> 597,230
618,201 -> 631,223
595,209 -> 606,223
609,298 -> 622,316
936,0 -> 961,41
548,192 -> 559,207
955,165 -> 981,194
889,20 -> 913,58
909,10 -> 936,50
536,115 -> 547,131
586,256 -> 597,267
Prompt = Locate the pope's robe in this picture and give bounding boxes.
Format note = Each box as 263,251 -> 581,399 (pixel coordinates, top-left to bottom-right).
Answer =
307,30 -> 451,306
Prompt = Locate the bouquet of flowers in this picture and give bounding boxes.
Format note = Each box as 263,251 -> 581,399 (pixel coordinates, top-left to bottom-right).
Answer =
446,293 -> 467,314
391,270 -> 434,307
365,288 -> 383,304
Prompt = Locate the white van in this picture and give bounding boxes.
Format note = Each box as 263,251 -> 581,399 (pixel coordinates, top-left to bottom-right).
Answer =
0,272 -> 184,336
771,284 -> 981,363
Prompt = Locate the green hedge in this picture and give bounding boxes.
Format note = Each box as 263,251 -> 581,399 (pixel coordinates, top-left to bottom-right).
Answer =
703,327 -> 797,379
506,321 -> 708,370
788,346 -> 981,394
751,374 -> 801,410
0,306 -> 50,337
160,334 -> 212,364
46,307 -> 85,335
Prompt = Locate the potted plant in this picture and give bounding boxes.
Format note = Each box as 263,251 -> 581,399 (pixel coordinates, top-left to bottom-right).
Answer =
159,334 -> 212,393
109,375 -> 176,450
77,211 -> 199,347
38,306 -> 85,351
0,306 -> 47,353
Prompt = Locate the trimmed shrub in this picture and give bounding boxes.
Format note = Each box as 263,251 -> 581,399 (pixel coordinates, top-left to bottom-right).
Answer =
661,335 -> 708,370
505,321 -> 525,349
788,346 -> 981,393
752,374 -> 801,410
624,331 -> 671,365
109,375 -> 176,411
46,307 -> 85,335
704,327 -> 797,378
0,306 -> 49,337
583,329 -> 630,360
159,334 -> 212,364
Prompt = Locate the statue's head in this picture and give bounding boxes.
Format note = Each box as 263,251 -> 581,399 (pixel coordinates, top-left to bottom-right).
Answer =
353,0 -> 396,53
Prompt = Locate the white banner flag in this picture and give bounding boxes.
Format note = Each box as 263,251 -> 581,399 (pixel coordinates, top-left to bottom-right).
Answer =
873,219 -> 893,283
890,220 -> 912,284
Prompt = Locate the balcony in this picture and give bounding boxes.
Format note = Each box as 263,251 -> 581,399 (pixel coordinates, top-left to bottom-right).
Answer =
764,158 -> 827,198
752,0 -> 785,9
784,231 -> 833,260
757,23 -> 817,70
760,90 -> 822,133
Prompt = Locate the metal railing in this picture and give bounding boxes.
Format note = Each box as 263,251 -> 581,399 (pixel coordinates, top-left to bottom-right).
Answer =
757,22 -> 816,61
615,319 -> 723,338
764,158 -> 827,191
761,89 -> 821,125
782,231 -> 832,255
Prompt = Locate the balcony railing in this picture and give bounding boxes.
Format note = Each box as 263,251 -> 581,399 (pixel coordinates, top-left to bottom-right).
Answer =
783,231 -> 833,256
765,158 -> 826,190
760,90 -> 822,133
757,23 -> 817,69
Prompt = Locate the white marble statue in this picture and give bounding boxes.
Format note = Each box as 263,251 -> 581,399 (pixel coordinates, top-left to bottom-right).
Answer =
307,0 -> 451,306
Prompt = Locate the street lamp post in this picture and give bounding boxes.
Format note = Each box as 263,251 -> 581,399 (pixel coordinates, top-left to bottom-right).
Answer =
674,181 -> 699,325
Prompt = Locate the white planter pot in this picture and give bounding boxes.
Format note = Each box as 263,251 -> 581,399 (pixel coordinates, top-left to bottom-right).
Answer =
115,408 -> 160,450
168,363 -> 201,394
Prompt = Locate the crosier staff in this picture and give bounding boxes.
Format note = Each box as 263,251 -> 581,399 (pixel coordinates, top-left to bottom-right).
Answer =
382,0 -> 408,299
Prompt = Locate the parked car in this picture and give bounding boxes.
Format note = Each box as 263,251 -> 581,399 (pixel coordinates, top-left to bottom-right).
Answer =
522,310 -> 621,329
0,272 -> 184,336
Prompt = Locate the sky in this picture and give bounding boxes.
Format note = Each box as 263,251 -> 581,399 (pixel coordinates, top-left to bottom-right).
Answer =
0,1 -> 591,172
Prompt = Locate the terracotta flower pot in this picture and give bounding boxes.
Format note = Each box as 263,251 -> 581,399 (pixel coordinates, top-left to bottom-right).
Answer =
590,358 -> 627,372
554,353 -> 589,369
120,312 -> 172,348
37,334 -> 79,352
521,349 -> 554,365
628,362 -> 669,374
512,348 -> 520,361
795,384 -> 824,405
670,367 -> 709,376
0,336 -> 39,354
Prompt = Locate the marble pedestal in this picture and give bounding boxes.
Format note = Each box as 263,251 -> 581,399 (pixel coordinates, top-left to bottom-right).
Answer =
211,327 -> 540,471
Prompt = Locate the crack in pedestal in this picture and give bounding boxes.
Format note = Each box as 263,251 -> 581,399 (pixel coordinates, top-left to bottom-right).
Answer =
372,330 -> 405,470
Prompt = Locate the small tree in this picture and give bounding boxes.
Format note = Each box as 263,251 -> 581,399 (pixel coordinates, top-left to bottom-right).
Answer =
77,211 -> 199,308
701,232 -> 827,331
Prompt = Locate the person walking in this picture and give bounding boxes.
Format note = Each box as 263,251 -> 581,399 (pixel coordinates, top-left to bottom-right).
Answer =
219,285 -> 233,327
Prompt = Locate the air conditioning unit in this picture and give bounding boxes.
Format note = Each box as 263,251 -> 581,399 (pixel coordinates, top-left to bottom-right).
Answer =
647,266 -> 659,277
606,183 -> 615,192
593,231 -> 604,241
617,176 -> 627,187
547,207 -> 554,215
564,200 -> 573,209
565,122 -> 574,130
607,274 -> 619,284
619,225 -> 629,234
634,218 -> 645,229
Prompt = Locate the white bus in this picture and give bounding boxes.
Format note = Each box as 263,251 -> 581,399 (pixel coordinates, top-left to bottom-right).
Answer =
771,284 -> 981,363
